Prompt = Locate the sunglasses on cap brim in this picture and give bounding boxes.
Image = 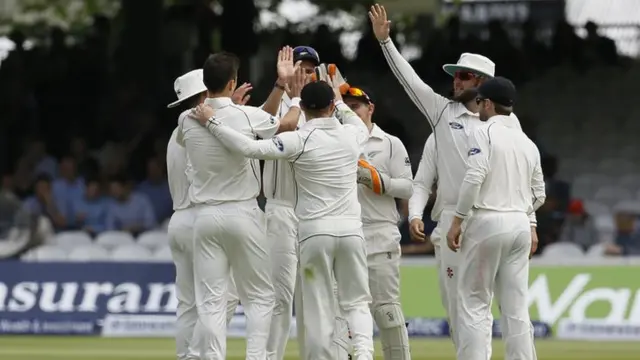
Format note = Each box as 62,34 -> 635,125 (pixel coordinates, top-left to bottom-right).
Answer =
455,71 -> 481,81
341,87 -> 372,103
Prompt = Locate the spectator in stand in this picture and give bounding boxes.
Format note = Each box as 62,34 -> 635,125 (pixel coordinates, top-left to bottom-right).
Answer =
22,174 -> 67,230
605,203 -> 640,256
542,155 -> 570,212
52,156 -> 85,228
27,138 -> 58,179
558,199 -> 599,251
106,174 -> 156,236
69,136 -> 100,178
72,177 -> 108,237
136,157 -> 172,223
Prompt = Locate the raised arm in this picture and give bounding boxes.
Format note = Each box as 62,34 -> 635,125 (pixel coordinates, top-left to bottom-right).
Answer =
409,134 -> 436,221
369,4 -> 448,127
329,74 -> 369,146
204,117 -> 303,161
455,127 -> 491,219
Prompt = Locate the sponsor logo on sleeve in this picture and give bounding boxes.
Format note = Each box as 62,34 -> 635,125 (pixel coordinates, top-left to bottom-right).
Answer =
468,148 -> 481,156
272,136 -> 284,151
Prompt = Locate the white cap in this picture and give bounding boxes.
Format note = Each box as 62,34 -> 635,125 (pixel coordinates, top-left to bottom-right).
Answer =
442,53 -> 495,78
167,69 -> 207,108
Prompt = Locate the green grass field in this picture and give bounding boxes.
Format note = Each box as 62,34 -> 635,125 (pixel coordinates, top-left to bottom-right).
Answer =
0,337 -> 638,360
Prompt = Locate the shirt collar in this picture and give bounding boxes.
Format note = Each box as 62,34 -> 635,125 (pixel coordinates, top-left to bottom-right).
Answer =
204,97 -> 233,108
453,102 -> 479,118
301,117 -> 341,129
486,114 -> 512,126
369,124 -> 386,139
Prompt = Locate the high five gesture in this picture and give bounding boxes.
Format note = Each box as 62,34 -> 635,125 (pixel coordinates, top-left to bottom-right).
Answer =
369,4 -> 391,42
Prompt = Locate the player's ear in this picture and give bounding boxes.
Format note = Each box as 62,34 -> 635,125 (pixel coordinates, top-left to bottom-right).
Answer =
368,103 -> 375,116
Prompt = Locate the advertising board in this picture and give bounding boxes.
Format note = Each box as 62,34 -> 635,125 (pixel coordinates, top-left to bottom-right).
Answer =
4,261 -> 636,339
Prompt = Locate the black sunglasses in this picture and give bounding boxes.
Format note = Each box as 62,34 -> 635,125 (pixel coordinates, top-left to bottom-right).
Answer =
475,97 -> 488,105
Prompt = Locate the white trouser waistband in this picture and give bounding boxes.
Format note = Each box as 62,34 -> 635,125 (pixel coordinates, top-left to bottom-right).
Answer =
266,198 -> 294,208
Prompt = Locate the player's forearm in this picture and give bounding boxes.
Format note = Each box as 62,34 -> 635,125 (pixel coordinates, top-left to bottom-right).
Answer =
335,101 -> 362,128
528,212 -> 537,227
276,103 -> 301,134
261,82 -> 286,116
408,184 -> 430,221
385,178 -> 413,199
455,180 -> 481,219
379,39 -> 436,121
207,121 -> 285,160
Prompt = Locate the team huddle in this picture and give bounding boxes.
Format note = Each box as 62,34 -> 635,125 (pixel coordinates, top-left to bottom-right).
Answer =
165,4 -> 545,360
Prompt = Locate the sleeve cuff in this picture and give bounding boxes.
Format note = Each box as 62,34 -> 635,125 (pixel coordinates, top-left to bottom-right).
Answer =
380,38 -> 391,45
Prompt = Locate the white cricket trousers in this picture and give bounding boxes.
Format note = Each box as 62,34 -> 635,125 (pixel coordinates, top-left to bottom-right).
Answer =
363,224 -> 410,360
456,210 -> 537,360
264,200 -> 298,360
298,220 -> 374,360
168,208 -> 240,360
193,200 -> 275,360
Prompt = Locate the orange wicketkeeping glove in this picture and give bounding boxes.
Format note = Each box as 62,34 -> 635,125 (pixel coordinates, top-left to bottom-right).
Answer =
312,63 -> 350,94
357,159 -> 389,195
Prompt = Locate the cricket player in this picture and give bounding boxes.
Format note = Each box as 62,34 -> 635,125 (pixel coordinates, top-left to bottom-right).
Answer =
369,3 -> 524,351
192,77 -> 375,360
259,45 -> 320,360
342,86 -> 413,360
177,53 -> 301,360
446,77 -> 545,360
260,46 -> 351,360
166,69 -> 252,359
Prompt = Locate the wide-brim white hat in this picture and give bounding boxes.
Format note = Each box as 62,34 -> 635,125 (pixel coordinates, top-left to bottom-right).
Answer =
167,69 -> 207,108
442,53 -> 495,78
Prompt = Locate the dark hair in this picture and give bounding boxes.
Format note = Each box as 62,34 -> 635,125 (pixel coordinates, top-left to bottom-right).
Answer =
109,173 -> 130,185
202,52 -> 240,93
34,173 -> 52,184
494,104 -> 512,116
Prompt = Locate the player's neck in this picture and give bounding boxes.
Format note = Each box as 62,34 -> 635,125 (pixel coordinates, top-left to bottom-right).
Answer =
365,121 -> 374,133
464,100 -> 479,113
206,90 -> 232,99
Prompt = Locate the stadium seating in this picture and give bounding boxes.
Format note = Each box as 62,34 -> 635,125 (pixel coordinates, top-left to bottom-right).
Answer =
541,242 -> 585,258
52,231 -> 93,249
95,231 -> 136,250
110,244 -> 154,262
21,245 -> 68,262
137,230 -> 170,251
67,245 -> 111,262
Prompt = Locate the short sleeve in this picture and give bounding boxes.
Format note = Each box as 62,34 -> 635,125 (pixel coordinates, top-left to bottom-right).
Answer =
248,107 -> 280,139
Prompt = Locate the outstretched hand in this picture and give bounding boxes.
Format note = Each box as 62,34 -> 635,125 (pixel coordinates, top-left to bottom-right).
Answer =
277,46 -> 299,83
288,66 -> 309,99
231,82 -> 252,105
368,4 -> 391,42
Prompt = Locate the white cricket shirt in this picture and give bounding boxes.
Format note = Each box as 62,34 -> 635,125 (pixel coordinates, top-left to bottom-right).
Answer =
455,115 -> 546,221
262,93 -> 306,205
178,97 -> 280,205
206,102 -> 369,237
358,124 -> 412,226
408,133 -> 437,222
167,122 -> 192,210
380,39 -> 522,221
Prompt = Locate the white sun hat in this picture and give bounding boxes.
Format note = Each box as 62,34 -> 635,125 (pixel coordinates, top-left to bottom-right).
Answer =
442,53 -> 495,78
167,69 -> 207,108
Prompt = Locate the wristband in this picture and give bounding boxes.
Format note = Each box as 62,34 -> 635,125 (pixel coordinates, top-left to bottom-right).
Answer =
290,97 -> 301,108
274,81 -> 286,91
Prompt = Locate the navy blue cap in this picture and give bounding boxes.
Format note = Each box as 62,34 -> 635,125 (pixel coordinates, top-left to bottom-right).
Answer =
293,46 -> 320,66
300,81 -> 334,110
477,76 -> 516,107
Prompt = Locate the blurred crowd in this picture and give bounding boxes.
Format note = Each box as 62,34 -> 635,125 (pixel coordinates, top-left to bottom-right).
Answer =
0,2 -> 636,259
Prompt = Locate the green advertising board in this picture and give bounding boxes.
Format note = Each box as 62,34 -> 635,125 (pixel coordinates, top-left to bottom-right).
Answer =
399,265 -> 640,332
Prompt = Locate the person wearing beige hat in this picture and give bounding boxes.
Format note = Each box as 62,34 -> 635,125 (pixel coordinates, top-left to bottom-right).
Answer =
165,68 -> 253,360
369,3 -> 524,355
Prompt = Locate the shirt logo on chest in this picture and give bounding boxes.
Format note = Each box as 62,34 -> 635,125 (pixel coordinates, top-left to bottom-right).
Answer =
449,122 -> 464,130
367,151 -> 382,160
